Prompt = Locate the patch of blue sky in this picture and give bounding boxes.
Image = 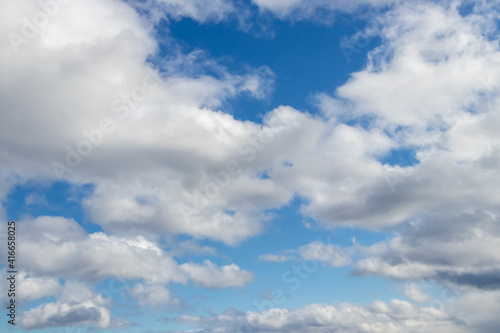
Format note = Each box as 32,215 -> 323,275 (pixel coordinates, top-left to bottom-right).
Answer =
258,197 -> 387,247
256,169 -> 271,179
457,0 -> 476,16
3,181 -> 100,233
21,295 -> 59,312
379,148 -> 420,167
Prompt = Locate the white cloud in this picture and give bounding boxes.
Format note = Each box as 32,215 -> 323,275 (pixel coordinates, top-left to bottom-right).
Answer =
272,1 -> 500,234
17,216 -> 254,288
180,260 -> 255,288
0,0 -> 279,246
336,2 -> 500,140
21,282 -> 112,330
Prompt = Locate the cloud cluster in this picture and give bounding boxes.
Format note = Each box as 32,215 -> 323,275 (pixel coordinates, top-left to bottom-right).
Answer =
0,0 -> 281,246
176,299 -> 467,333
1,0 -> 500,331
7,0 -> 498,249
15,216 -> 254,287
0,216 -> 255,329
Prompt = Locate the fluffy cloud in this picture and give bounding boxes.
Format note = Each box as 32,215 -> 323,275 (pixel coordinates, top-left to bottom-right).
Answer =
0,0 -> 280,245
21,282 -> 115,330
180,260 -> 255,288
290,1 -> 500,231
336,2 -> 500,137
17,216 -> 254,288
5,216 -> 254,329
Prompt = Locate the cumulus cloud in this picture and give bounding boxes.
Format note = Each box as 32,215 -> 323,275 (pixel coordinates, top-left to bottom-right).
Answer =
336,2 -> 500,136
23,302 -> 109,330
180,260 -> 255,288
17,216 -> 254,288
6,216 -> 254,329
289,1 -> 500,232
0,0 -> 280,246
21,282 -> 112,330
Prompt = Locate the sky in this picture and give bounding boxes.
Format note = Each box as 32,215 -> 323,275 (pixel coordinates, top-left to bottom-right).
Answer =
1,0 -> 500,332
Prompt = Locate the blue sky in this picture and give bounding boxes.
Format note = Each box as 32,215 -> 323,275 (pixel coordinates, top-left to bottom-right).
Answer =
1,0 -> 500,332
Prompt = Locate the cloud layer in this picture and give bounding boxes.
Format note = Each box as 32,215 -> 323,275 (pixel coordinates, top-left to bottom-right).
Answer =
1,0 -> 500,331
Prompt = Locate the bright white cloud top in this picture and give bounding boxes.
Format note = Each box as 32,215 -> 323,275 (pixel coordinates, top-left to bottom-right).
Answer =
1,0 -> 500,332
